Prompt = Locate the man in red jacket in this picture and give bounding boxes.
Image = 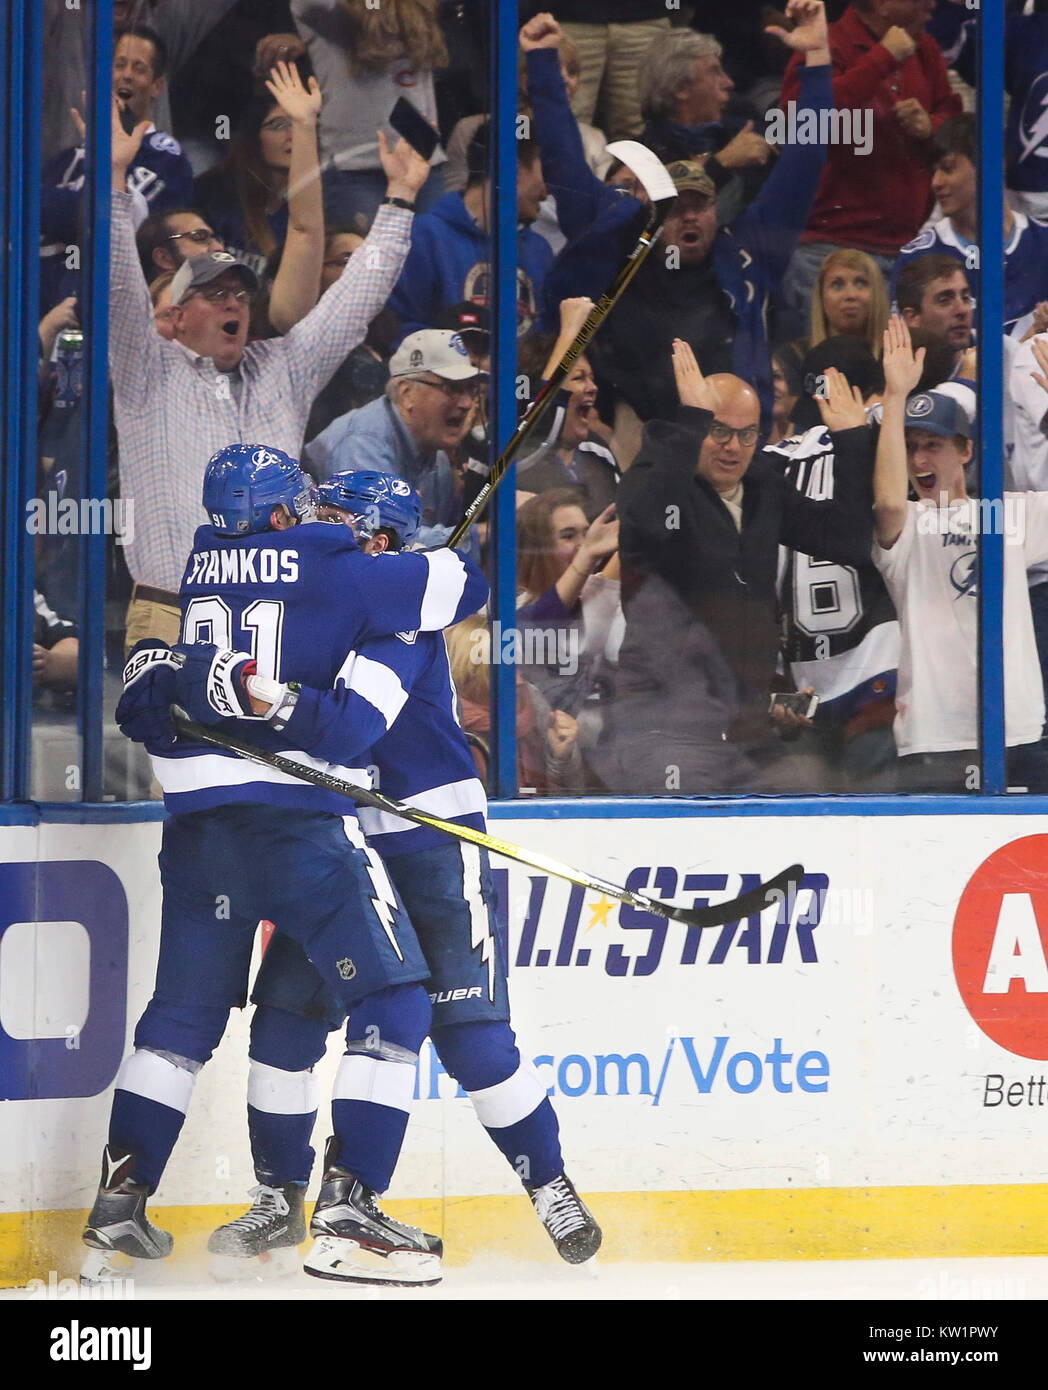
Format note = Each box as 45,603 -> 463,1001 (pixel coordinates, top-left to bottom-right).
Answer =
778,0 -> 960,326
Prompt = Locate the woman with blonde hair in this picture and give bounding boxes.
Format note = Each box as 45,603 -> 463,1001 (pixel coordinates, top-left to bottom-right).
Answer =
777,246 -> 888,392
809,248 -> 889,360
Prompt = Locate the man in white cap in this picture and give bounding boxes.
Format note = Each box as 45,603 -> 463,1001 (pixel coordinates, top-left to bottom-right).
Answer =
304,329 -> 487,548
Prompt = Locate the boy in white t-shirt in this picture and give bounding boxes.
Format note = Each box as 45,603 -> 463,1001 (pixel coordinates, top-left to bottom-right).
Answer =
872,316 -> 1048,792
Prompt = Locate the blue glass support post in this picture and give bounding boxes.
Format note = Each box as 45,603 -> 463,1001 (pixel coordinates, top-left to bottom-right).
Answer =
1,0 -> 42,800
0,0 -> 13,797
80,0 -> 114,801
978,6 -> 1005,794
488,0 -> 520,798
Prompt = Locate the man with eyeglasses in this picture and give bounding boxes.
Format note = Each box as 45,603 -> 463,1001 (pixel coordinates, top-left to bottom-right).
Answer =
305,329 -> 486,550
597,341 -> 875,795
135,209 -> 225,280
110,100 -> 431,657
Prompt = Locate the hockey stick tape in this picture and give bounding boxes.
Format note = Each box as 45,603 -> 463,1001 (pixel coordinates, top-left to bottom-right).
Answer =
605,141 -> 678,203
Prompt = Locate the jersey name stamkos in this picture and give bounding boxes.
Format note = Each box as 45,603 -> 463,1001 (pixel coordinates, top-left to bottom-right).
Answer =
185,548 -> 300,586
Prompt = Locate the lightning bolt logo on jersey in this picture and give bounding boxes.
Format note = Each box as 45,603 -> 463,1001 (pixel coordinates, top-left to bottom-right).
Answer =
343,818 -> 404,961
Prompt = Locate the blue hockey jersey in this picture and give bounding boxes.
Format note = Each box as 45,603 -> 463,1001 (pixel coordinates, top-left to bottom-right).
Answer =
151,521 -> 487,816
932,6 -> 1048,197
40,130 -> 195,307
353,630 -> 488,859
891,212 -> 1048,338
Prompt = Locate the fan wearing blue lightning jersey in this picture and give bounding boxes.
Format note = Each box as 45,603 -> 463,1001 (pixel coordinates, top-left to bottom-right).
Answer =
890,114 -> 1048,340
208,470 -> 601,1279
81,445 -> 487,1290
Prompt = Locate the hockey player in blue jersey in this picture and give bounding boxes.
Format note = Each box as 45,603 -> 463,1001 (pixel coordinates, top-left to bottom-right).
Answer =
81,445 -> 487,1289
207,470 -> 602,1281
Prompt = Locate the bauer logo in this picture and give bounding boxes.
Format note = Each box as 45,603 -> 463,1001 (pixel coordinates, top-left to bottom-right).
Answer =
0,862 -> 127,1099
953,835 -> 1048,1060
489,867 -> 829,977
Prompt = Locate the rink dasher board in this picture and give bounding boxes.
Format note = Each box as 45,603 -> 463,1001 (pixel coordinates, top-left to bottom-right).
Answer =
2,812 -> 1048,1275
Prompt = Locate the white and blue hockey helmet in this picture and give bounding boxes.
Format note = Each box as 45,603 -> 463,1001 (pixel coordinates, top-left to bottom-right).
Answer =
316,470 -> 422,547
202,443 -> 315,535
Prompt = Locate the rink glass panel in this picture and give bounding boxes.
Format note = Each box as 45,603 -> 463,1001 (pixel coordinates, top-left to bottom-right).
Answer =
0,6 -> 1020,809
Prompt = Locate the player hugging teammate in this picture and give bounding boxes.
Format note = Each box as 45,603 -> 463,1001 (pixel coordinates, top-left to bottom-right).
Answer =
82,446 -> 600,1289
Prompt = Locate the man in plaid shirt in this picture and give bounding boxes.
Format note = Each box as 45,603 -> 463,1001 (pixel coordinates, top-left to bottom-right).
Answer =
110,100 -> 430,652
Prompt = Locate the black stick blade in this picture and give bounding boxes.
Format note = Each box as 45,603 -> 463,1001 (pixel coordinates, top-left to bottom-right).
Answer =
659,864 -> 806,930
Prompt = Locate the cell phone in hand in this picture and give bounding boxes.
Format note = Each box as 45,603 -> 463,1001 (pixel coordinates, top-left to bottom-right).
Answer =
118,101 -> 136,136
769,691 -> 819,720
388,97 -> 440,162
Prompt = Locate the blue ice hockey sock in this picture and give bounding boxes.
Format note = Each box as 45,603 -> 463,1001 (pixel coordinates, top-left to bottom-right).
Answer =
468,1068 -> 563,1190
108,1050 -> 197,1192
330,1050 -> 416,1193
247,1060 -> 318,1187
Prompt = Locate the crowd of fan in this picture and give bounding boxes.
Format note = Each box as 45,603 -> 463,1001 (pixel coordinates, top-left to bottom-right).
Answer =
29,0 -> 1048,799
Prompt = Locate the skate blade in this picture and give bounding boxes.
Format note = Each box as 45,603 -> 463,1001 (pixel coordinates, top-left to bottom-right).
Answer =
80,1247 -> 136,1287
209,1245 -> 301,1284
303,1235 -> 441,1287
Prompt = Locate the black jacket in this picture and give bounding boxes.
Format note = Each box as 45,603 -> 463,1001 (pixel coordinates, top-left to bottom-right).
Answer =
614,407 -> 874,736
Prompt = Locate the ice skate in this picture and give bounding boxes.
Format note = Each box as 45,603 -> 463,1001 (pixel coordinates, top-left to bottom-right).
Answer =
303,1142 -> 441,1287
526,1171 -> 602,1264
207,1182 -> 306,1281
80,1146 -> 173,1285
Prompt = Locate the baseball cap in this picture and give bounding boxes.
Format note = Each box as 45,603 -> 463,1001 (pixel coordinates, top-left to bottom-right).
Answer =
663,160 -> 716,203
436,301 -> 491,339
389,329 -> 483,381
169,251 -> 259,306
905,389 -> 973,439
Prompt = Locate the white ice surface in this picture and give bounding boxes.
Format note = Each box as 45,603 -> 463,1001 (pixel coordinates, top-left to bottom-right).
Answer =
4,1254 -> 1048,1302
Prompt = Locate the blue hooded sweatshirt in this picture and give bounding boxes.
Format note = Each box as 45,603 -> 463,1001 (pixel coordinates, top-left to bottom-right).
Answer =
387,190 -> 554,344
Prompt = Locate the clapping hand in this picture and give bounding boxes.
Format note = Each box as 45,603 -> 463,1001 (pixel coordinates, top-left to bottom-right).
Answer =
110,95 -> 149,177
882,315 -> 926,398
814,367 -> 867,432
672,339 -> 721,414
264,61 -> 321,125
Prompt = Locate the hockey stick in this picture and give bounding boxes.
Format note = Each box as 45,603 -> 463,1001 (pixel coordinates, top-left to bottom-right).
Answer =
171,710 -> 803,930
445,142 -> 678,549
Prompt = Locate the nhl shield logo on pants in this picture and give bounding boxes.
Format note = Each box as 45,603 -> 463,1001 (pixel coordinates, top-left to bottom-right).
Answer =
336,957 -> 356,981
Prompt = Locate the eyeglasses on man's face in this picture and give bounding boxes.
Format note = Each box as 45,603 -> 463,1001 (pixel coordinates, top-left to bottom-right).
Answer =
188,284 -> 255,307
166,227 -> 220,245
410,376 -> 486,400
708,421 -> 759,447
